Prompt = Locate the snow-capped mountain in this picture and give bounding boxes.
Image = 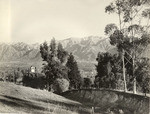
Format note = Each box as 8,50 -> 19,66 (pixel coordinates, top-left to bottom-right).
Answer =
0,42 -> 41,61
0,36 -> 116,62
60,36 -> 116,60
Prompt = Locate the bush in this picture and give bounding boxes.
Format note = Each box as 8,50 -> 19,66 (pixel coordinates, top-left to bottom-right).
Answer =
83,78 -> 92,88
52,78 -> 69,94
22,73 -> 46,89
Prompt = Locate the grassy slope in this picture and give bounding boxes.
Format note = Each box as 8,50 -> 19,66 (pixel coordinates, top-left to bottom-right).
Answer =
0,82 -> 91,114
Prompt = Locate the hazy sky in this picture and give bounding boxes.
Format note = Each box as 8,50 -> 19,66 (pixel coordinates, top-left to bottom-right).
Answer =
0,0 -> 119,43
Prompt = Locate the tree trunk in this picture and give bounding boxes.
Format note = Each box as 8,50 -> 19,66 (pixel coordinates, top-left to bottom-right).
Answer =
122,50 -> 127,92
133,77 -> 136,94
133,52 -> 136,94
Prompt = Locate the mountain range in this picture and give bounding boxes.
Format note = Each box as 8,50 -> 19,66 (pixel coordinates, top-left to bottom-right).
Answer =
0,36 -> 149,63
0,36 -> 116,62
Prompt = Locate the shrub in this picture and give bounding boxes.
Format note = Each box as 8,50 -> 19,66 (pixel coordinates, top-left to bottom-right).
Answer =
52,78 -> 69,94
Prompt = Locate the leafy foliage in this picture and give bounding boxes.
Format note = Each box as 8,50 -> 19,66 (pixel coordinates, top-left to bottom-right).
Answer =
83,78 -> 92,88
105,23 -> 118,36
57,43 -> 68,63
40,38 -> 82,93
52,78 -> 69,94
95,52 -> 124,89
22,72 -> 46,89
66,53 -> 82,89
135,58 -> 150,93
40,38 -> 69,91
109,30 -> 124,47
105,0 -> 150,23
104,0 -> 150,93
142,8 -> 150,18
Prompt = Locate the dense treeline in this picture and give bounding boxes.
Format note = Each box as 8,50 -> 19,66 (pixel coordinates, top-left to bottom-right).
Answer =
94,52 -> 150,93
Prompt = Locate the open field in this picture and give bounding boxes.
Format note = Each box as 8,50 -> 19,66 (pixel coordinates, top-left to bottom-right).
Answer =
0,82 -> 91,114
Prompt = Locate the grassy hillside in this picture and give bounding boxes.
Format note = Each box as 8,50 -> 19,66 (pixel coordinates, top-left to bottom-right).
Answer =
0,82 -> 91,114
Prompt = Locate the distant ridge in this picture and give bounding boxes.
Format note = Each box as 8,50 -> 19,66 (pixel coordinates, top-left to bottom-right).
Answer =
0,36 -> 122,62
60,36 -> 116,60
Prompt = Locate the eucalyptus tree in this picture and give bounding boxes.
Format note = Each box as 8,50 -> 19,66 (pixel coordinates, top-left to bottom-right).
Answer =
105,0 -> 150,93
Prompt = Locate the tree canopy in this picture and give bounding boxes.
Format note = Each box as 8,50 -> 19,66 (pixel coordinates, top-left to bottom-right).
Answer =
104,0 -> 150,93
40,38 -> 68,91
66,53 -> 82,89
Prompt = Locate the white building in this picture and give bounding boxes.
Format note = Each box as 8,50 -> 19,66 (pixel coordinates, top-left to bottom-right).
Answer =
30,66 -> 36,73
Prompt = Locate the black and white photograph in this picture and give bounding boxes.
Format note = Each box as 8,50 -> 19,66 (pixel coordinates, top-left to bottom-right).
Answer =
0,0 -> 150,113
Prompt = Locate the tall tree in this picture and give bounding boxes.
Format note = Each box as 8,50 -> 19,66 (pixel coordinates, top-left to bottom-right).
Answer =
105,0 -> 150,93
40,38 -> 69,91
95,52 -> 112,88
66,53 -> 82,89
95,52 -> 123,89
50,38 -> 57,57
57,43 -> 68,63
